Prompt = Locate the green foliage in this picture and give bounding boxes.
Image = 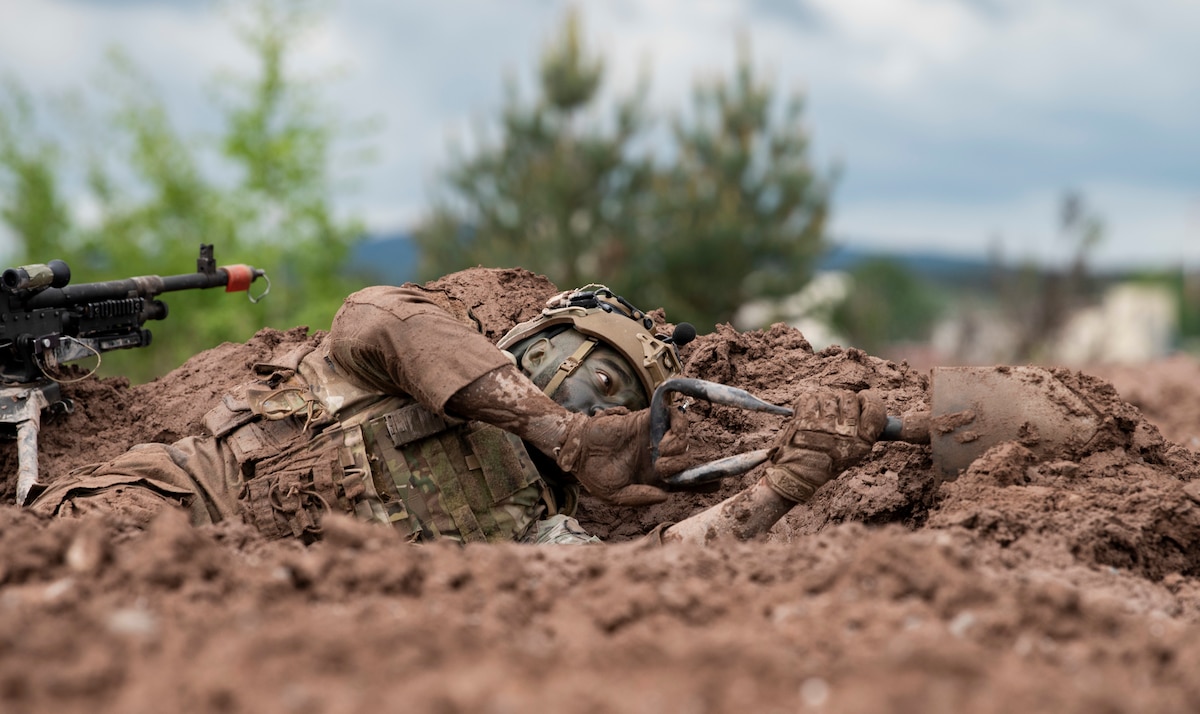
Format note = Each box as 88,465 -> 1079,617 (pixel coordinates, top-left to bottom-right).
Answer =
415,14 -> 831,332
1183,273 -> 1200,344
830,258 -> 944,354
0,81 -> 72,259
0,0 -> 367,382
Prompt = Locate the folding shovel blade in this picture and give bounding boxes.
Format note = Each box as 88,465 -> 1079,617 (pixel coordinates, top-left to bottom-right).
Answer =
929,366 -> 1101,482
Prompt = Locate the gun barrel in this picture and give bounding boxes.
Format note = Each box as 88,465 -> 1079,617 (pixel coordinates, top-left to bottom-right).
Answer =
20,265 -> 263,310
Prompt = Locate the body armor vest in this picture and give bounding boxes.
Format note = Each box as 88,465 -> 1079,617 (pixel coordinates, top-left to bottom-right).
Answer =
203,342 -> 569,543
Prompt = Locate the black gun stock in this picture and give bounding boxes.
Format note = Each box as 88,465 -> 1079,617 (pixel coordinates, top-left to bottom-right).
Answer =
1,244 -> 269,505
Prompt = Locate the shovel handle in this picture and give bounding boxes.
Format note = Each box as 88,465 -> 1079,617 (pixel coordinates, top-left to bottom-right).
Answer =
658,383 -> 930,488
650,378 -> 793,461
666,415 -> 902,487
880,411 -> 931,444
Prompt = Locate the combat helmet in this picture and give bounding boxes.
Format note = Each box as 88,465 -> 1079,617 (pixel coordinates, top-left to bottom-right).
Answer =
497,285 -> 696,401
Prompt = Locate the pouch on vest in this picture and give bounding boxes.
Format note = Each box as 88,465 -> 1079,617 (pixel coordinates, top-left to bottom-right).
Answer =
203,392 -> 256,439
252,342 -> 317,383
202,340 -> 319,439
241,426 -> 362,541
359,405 -> 547,544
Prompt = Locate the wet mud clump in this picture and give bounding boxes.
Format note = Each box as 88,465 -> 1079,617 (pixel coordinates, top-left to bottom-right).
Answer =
2,267 -> 1200,713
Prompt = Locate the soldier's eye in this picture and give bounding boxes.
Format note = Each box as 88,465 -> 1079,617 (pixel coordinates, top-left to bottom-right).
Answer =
597,370 -> 613,394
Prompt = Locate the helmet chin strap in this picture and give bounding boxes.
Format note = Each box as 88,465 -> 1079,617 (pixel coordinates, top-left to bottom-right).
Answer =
542,338 -> 598,398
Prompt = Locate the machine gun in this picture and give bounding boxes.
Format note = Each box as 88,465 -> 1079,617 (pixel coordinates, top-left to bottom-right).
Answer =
0,244 -> 269,505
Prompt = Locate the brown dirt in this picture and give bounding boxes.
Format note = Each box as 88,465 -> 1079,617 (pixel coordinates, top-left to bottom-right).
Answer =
3,267 -> 1200,713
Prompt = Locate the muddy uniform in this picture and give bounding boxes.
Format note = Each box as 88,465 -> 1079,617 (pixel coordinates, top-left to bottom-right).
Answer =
30,284 -> 595,545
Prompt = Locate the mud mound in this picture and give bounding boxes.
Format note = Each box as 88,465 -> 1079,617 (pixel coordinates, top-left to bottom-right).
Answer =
4,512 -> 1200,713
2,267 -> 1200,712
1089,354 -> 1200,450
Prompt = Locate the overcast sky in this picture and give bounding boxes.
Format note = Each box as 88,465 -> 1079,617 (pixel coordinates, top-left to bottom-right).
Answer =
2,0 -> 1197,269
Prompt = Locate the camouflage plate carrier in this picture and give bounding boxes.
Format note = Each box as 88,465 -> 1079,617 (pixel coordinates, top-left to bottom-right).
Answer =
203,342 -> 572,544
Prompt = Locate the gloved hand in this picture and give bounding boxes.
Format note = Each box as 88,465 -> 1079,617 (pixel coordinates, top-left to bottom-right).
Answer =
556,407 -> 668,507
651,403 -> 712,487
765,385 -> 887,503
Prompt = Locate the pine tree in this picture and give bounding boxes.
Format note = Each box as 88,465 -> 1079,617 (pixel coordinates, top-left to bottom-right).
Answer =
643,45 -> 833,329
416,16 -> 833,331
415,8 -> 652,294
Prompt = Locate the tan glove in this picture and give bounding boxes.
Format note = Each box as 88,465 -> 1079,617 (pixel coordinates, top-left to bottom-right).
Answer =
556,407 -> 669,507
651,403 -> 716,489
765,386 -> 887,503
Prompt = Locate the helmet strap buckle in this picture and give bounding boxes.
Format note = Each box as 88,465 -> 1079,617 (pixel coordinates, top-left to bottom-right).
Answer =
543,338 -> 598,397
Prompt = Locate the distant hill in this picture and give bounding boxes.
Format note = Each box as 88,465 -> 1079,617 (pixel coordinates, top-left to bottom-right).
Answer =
349,233 -> 420,284
821,244 -> 998,286
350,233 -> 1000,287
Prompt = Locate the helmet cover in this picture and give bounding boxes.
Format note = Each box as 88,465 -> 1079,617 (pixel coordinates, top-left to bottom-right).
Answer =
497,285 -> 687,400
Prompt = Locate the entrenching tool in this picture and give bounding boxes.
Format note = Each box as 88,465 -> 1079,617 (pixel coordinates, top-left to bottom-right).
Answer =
651,366 -> 1103,487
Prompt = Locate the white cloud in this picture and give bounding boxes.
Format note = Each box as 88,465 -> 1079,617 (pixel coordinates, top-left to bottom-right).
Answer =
809,0 -> 983,93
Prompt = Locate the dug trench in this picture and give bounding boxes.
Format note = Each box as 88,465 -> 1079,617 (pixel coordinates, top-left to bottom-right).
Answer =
1,267 -> 1200,713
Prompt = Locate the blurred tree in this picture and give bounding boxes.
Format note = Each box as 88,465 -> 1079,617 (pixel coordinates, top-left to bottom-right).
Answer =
830,258 -> 942,354
414,8 -> 653,293
1183,269 -> 1200,347
1060,189 -> 1105,305
415,15 -> 833,332
0,0 -> 368,382
643,42 -> 833,330
1007,190 -> 1106,361
0,82 -> 72,260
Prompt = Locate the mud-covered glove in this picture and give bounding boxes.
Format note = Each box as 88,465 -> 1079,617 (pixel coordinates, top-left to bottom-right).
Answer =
556,407 -> 668,507
765,386 -> 887,503
651,403 -> 715,489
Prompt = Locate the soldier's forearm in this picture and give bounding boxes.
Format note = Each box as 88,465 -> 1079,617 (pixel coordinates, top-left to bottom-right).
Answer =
660,476 -> 797,546
445,364 -> 575,457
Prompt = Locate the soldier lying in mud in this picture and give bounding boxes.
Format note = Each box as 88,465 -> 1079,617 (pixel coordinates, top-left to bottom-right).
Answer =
29,273 -> 887,546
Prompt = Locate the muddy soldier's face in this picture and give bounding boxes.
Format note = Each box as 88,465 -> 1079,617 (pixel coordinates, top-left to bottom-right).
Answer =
519,330 -> 648,414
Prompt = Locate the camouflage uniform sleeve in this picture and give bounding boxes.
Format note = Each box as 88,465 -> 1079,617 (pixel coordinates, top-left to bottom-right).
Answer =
326,284 -> 515,417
